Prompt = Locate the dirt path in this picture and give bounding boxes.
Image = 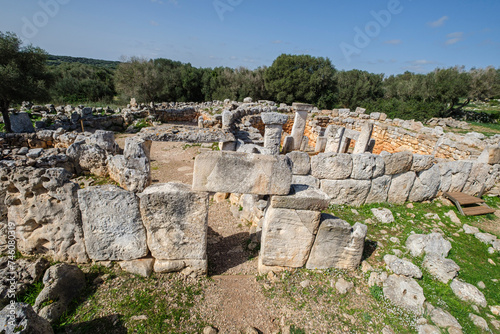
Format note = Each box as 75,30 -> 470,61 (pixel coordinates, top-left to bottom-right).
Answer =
115,137 -> 276,332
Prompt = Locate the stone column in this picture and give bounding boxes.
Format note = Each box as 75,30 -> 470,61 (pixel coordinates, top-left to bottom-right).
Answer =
325,125 -> 345,153
290,103 -> 313,150
300,136 -> 309,152
339,137 -> 351,153
261,112 -> 289,155
198,116 -> 204,128
352,123 -> 374,154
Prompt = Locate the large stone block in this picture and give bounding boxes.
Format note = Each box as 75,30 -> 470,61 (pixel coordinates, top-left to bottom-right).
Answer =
66,141 -> 108,177
139,183 -> 208,263
462,163 -> 496,196
351,153 -> 384,180
382,151 -> 413,175
408,165 -> 441,202
292,175 -> 320,188
321,179 -> 371,206
260,207 -> 321,268
286,151 -> 311,175
108,155 -> 151,193
10,113 -> 35,133
411,154 -> 436,172
365,175 -> 392,204
438,161 -> 472,193
311,153 -> 352,180
271,184 -> 330,211
387,172 -> 416,204
78,185 -> 148,261
192,151 -> 292,195
6,168 -> 88,263
306,216 -> 367,270
478,145 -> 500,165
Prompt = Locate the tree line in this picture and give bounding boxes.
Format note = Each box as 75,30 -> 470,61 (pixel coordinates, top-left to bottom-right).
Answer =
1,31 -> 500,132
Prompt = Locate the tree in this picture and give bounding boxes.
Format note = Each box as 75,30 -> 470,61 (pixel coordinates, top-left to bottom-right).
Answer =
336,70 -> 384,108
264,54 -> 337,109
114,57 -> 165,105
0,31 -> 51,132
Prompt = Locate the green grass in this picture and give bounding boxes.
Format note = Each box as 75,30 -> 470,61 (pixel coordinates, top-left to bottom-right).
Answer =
17,281 -> 44,306
53,265 -> 207,333
134,119 -> 151,130
326,197 -> 500,334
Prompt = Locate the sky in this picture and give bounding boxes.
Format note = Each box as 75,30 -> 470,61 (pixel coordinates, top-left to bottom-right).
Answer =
1,0 -> 499,75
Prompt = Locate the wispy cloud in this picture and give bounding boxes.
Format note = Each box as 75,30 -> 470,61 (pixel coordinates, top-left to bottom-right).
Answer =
403,59 -> 439,73
384,39 -> 402,45
151,0 -> 164,4
150,20 -> 159,26
407,59 -> 437,65
428,16 -> 449,28
445,32 -> 463,45
272,40 -> 283,44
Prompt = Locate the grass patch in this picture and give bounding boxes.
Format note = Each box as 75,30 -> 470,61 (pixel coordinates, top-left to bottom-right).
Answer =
182,143 -> 202,150
17,281 -> 44,306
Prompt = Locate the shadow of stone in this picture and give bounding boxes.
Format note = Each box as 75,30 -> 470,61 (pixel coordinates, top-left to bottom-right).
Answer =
55,314 -> 127,334
207,226 -> 254,276
361,239 -> 378,262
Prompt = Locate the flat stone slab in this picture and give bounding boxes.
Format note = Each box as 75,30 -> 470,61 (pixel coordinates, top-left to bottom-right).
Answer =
271,184 -> 330,211
193,151 -> 292,195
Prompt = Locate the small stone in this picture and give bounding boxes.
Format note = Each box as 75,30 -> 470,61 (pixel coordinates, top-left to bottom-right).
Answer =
451,279 -> 487,307
351,209 -> 359,215
390,237 -> 400,244
475,232 -> 497,245
203,326 -> 218,334
300,280 -> 311,288
382,326 -> 396,334
130,315 -> 148,321
488,247 -> 495,254
242,326 -> 259,334
444,210 -> 461,225
489,259 -> 496,266
416,318 -> 428,325
490,305 -> 500,315
424,213 -> 440,220
407,203 -> 414,209
267,271 -> 279,283
469,314 -> 489,331
477,281 -> 486,289
463,224 -> 480,235
361,261 -> 373,273
417,324 -> 440,334
371,208 -> 395,223
335,278 -> 354,294
491,320 -> 500,330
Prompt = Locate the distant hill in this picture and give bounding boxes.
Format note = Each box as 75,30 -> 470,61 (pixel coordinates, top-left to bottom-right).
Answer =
47,55 -> 121,70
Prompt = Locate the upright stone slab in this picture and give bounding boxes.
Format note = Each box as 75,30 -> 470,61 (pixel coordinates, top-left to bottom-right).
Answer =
325,126 -> 345,153
286,151 -> 311,175
352,123 -> 374,154
339,137 -> 352,153
260,207 -> 321,268
387,172 -> 416,204
315,136 -> 327,153
261,112 -> 288,155
78,185 -> 148,261
139,183 -> 208,272
438,161 -> 472,193
408,165 -> 441,202
306,216 -> 367,270
192,151 -> 292,195
478,145 -> 500,165
290,103 -> 313,150
282,136 -> 294,154
365,175 -> 392,204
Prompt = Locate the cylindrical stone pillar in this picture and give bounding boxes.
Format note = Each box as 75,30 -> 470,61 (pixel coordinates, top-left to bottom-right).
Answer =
353,123 -> 374,154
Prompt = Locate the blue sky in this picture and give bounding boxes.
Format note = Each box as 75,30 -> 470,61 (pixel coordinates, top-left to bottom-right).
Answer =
1,0 -> 499,75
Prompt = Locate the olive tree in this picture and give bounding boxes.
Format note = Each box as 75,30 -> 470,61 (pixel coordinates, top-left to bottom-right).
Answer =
0,31 -> 51,132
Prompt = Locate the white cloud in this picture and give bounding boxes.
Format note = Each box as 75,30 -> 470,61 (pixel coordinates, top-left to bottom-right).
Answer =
445,32 -> 463,45
272,40 -> 283,44
428,16 -> 449,28
151,0 -> 164,4
384,39 -> 402,45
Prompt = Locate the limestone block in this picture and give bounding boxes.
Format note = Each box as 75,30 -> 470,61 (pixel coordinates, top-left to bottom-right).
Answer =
351,153 -> 384,180
119,258 -> 155,277
383,275 -> 425,315
86,130 -> 119,154
462,163 -> 496,195
107,155 -> 151,193
450,279 -> 487,307
0,302 -> 53,334
408,165 -> 441,202
78,185 -> 148,261
411,154 -> 436,172
387,172 -> 416,204
382,151 -> 413,175
292,175 -> 320,188
321,179 -> 371,206
154,259 -> 207,277
260,207 -> 321,268
124,137 -> 151,162
438,161 -> 472,193
311,153 -> 352,180
193,151 -> 292,195
423,253 -> 460,284
477,145 -> 500,164
139,183 -> 208,262
365,175 -> 392,204
261,112 -> 288,125
306,216 -> 367,270
406,233 -> 451,258
291,110 -> 308,150
6,167 -> 88,263
66,141 -> 108,176
286,151 -> 311,175
271,184 -> 330,211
